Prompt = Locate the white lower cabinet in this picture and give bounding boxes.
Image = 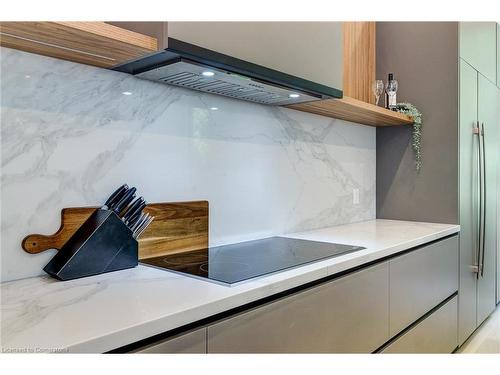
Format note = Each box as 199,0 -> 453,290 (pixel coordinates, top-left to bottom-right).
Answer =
207,262 -> 390,353
130,236 -> 459,353
389,236 -> 459,336
381,296 -> 458,353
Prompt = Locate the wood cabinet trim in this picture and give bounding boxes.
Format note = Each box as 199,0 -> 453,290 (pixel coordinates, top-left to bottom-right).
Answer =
0,22 -> 158,67
287,96 -> 414,127
343,22 -> 376,104
57,22 -> 158,51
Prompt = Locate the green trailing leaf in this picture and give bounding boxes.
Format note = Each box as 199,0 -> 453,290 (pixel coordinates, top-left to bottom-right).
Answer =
395,102 -> 423,172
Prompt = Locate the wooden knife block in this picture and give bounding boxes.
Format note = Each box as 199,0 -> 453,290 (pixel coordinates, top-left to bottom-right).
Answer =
22,201 -> 209,260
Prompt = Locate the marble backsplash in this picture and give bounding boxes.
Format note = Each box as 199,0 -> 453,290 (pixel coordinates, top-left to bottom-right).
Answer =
0,47 -> 376,282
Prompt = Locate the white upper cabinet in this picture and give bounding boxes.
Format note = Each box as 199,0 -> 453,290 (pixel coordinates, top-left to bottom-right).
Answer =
460,22 -> 497,84
167,22 -> 343,90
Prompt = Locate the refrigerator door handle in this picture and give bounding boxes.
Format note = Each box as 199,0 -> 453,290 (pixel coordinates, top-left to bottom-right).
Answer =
480,122 -> 486,277
472,122 -> 481,277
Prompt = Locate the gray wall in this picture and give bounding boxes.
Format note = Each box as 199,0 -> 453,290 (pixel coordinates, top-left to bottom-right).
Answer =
376,22 -> 459,224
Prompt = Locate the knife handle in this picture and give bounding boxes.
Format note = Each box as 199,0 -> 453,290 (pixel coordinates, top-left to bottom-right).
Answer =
130,212 -> 148,232
126,201 -> 147,225
123,198 -> 146,223
113,187 -> 137,214
127,212 -> 142,230
103,184 -> 128,209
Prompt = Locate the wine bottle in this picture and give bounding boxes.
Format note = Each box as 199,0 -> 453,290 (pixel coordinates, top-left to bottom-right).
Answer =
385,73 -> 393,109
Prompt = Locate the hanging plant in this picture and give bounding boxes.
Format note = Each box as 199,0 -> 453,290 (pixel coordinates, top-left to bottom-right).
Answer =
395,102 -> 423,172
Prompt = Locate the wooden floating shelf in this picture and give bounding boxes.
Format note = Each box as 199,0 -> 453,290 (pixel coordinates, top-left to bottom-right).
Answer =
0,22 -> 158,68
286,96 -> 414,127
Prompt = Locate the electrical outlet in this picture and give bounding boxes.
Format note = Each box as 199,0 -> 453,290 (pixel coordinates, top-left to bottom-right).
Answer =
353,189 -> 360,205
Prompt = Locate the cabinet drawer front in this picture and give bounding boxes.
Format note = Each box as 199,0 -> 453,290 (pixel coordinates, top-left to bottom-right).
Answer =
382,296 -> 458,353
208,262 -> 389,353
389,236 -> 459,336
133,328 -> 206,353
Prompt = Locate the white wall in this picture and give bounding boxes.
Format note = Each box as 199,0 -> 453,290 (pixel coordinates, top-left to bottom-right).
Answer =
0,48 -> 376,282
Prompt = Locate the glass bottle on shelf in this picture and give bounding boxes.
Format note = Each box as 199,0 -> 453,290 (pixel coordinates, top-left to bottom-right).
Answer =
385,73 -> 398,110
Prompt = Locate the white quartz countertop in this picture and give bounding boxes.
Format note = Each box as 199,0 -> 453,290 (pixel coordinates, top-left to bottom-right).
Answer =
0,219 -> 459,353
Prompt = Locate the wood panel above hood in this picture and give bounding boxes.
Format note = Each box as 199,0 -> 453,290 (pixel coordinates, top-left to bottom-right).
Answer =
0,22 -> 158,67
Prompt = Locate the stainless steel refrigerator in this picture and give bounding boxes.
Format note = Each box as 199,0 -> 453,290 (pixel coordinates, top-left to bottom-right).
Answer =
458,58 -> 498,345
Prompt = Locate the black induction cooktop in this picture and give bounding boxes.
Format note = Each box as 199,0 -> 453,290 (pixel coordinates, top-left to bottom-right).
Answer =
140,237 -> 365,285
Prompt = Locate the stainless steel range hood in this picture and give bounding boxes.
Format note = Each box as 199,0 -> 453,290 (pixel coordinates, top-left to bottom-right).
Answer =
113,38 -> 343,106
134,58 -> 324,105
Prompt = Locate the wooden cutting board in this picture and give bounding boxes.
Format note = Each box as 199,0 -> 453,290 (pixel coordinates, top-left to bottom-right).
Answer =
22,201 -> 208,260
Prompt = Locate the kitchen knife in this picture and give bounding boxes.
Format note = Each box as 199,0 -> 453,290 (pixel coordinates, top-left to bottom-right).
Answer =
130,212 -> 146,232
134,214 -> 150,234
130,212 -> 148,233
102,184 -> 128,210
127,212 -> 143,232
121,197 -> 145,224
133,214 -> 153,238
125,200 -> 148,225
108,189 -> 130,211
112,187 -> 137,215
128,202 -> 147,223
134,216 -> 154,239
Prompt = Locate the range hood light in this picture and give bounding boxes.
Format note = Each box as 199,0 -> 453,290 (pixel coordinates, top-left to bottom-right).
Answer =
201,71 -> 215,77
288,93 -> 300,98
